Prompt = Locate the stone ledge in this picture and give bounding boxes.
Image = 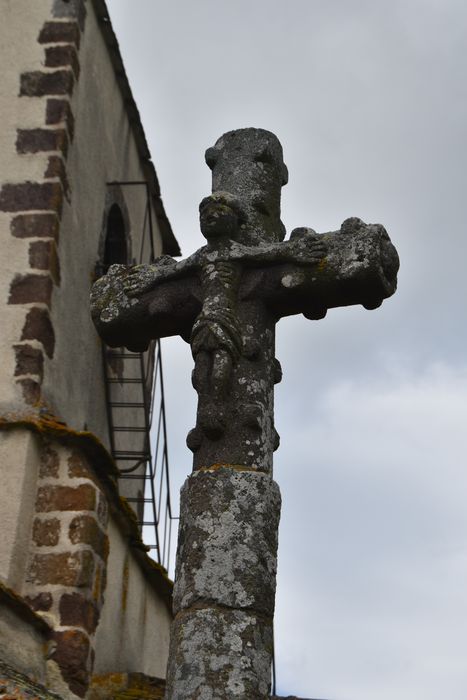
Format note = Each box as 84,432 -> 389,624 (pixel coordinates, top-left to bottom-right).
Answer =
0,582 -> 51,637
89,672 -> 165,700
0,659 -> 63,700
0,416 -> 173,612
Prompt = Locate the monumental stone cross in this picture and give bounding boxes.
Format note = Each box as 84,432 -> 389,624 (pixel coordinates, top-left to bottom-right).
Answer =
91,128 -> 399,699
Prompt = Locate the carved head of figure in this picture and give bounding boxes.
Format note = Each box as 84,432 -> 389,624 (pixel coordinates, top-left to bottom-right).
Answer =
199,191 -> 246,242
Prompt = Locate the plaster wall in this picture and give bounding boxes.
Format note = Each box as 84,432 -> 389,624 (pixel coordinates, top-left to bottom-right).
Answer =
0,431 -> 41,590
0,602 -> 48,684
93,518 -> 171,678
0,0 -> 53,407
42,3 -> 164,449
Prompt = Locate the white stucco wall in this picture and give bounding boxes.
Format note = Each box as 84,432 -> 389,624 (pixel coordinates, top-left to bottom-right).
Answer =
0,430 -> 41,590
0,601 -> 48,684
43,3 -> 164,448
0,0 -> 53,409
0,1 -> 173,686
93,518 -> 171,679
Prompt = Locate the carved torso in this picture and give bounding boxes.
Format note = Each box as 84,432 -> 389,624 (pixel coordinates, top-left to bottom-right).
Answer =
191,260 -> 242,362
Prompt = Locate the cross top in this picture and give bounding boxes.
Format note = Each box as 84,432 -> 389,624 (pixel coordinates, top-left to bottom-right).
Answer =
205,128 -> 289,245
91,128 -> 399,473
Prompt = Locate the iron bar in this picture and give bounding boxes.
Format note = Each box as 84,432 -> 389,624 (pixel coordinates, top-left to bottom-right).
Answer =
100,179 -> 179,577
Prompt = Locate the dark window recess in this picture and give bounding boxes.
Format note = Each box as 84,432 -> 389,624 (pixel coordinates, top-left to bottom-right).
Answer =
103,203 -> 127,270
96,203 -> 127,277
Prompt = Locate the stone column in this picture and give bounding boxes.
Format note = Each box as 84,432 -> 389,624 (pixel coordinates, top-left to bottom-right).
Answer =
165,466 -> 281,699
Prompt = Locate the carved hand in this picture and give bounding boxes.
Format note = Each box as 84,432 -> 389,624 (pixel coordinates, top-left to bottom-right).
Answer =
286,228 -> 327,264
123,264 -> 160,298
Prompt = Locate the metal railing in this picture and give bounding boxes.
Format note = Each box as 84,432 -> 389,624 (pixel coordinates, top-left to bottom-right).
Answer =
99,180 -> 178,574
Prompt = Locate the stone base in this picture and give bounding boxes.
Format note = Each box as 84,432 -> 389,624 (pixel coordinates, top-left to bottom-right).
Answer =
166,607 -> 273,699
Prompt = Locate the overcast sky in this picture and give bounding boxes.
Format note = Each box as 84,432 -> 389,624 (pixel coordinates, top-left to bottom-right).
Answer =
106,2 -> 467,698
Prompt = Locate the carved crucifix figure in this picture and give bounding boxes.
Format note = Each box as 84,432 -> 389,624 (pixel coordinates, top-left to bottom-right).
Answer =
91,128 -> 399,699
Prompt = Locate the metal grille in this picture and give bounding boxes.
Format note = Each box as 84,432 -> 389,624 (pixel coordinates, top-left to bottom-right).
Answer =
99,180 -> 178,574
103,340 -> 177,572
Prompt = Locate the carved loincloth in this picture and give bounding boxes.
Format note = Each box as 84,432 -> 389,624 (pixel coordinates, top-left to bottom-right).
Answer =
190,310 -> 242,362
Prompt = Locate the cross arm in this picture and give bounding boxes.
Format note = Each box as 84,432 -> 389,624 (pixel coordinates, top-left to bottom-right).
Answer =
90,259 -> 201,352
242,217 -> 399,319
228,234 -> 326,267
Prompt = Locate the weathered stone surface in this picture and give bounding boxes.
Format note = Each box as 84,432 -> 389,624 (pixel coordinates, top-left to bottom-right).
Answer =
45,156 -> 70,198
8,274 -> 53,306
51,629 -> 90,698
0,182 -> 63,213
24,591 -> 53,612
29,240 -> 60,284
11,213 -> 60,241
45,45 -> 80,78
88,672 -> 166,700
32,517 -> 60,547
53,0 -> 87,30
0,659 -> 62,700
166,608 -> 272,700
21,307 -> 56,358
36,484 -> 96,512
16,128 -> 68,157
46,99 -> 75,139
38,21 -> 81,48
13,344 -> 44,379
20,70 -> 74,97
18,378 -> 41,405
69,515 -> 108,560
67,449 -> 90,478
59,592 -> 99,634
174,468 -> 281,616
206,128 -> 289,246
39,444 -> 60,478
91,128 -> 399,699
91,132 -> 398,474
28,551 -> 95,587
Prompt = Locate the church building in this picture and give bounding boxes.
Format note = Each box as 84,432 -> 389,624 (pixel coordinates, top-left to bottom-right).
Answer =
0,1 -> 179,697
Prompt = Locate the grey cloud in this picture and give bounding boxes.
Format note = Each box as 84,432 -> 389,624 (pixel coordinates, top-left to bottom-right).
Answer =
106,1 -> 467,697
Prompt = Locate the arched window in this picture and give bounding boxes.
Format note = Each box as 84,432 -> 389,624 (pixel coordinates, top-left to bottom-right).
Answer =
102,204 -> 127,272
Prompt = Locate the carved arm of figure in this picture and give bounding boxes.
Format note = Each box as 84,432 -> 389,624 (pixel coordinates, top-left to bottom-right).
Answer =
123,251 -> 202,298
248,216 -> 399,320
90,252 -> 203,351
228,229 -> 327,267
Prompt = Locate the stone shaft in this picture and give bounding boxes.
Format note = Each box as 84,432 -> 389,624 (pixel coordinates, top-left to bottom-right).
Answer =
192,300 -> 277,473
166,609 -> 273,700
165,467 -> 281,699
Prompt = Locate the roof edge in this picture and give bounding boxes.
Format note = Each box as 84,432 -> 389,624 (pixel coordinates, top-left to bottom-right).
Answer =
91,0 -> 181,256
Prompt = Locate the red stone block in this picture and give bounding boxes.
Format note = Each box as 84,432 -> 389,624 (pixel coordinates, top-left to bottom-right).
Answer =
36,484 -> 97,512
8,274 -> 53,306
21,307 -> 56,358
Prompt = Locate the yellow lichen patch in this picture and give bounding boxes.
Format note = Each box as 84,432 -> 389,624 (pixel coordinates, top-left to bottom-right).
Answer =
89,673 -> 165,700
0,413 -> 119,479
0,413 -> 174,612
121,556 -> 130,612
317,256 -> 328,271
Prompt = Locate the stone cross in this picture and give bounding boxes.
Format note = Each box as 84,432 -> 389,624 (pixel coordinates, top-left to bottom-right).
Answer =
91,128 -> 399,699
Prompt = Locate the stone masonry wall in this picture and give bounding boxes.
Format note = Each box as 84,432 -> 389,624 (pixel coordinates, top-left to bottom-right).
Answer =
0,0 -> 84,413
0,2 -> 174,696
24,439 -> 109,699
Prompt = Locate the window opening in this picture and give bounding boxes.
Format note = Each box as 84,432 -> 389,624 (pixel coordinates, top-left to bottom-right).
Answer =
103,203 -> 128,271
